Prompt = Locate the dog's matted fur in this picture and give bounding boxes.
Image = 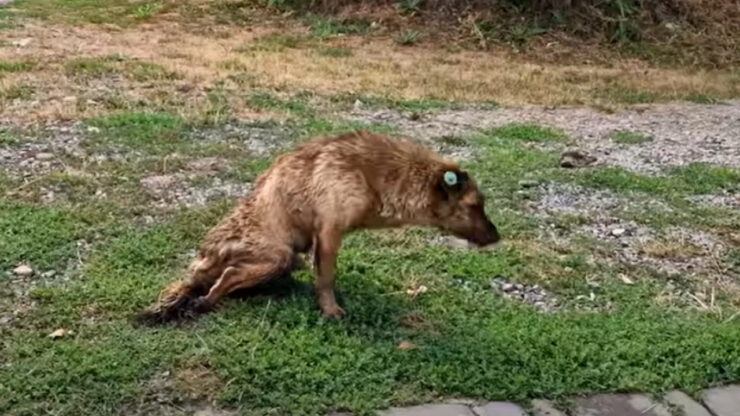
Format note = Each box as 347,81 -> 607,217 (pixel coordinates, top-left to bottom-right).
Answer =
138,130 -> 500,323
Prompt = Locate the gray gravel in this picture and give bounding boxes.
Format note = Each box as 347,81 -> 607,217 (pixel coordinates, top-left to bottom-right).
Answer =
344,100 -> 740,174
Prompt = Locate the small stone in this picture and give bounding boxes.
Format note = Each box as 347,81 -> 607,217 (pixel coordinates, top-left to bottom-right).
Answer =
353,99 -> 363,110
35,152 -> 55,161
573,394 -> 671,416
397,341 -> 416,350
611,228 -> 626,237
702,386 -> 740,416
619,274 -> 635,285
0,316 -> 13,327
12,38 -> 32,47
518,179 -> 539,188
501,283 -> 515,292
473,401 -> 527,416
13,265 -> 33,277
531,399 -> 567,416
379,404 -> 474,416
87,126 -> 101,133
560,150 -> 597,168
48,328 -> 73,339
140,175 -> 177,190
41,270 -> 57,278
663,391 -> 711,416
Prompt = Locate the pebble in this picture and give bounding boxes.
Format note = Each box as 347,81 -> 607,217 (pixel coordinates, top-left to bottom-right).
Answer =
611,228 -> 627,237
12,265 -> 33,277
518,179 -> 539,188
35,152 -> 55,161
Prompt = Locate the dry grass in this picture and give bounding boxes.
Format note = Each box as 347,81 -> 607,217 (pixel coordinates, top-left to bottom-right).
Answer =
0,17 -> 738,122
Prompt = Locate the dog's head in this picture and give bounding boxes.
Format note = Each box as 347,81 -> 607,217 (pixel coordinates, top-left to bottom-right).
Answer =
430,168 -> 500,247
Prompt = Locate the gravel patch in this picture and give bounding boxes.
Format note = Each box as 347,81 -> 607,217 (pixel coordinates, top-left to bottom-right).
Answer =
343,101 -> 740,174
140,173 -> 253,208
0,123 -> 88,178
527,182 -> 728,278
686,193 -> 740,210
490,276 -> 559,312
189,122 -> 293,157
526,182 -> 672,220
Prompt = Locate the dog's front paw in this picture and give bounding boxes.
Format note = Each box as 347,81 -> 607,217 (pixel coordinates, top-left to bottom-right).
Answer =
320,302 -> 346,320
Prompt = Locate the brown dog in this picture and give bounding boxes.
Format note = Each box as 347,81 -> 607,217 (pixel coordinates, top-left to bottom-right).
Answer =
138,130 -> 499,323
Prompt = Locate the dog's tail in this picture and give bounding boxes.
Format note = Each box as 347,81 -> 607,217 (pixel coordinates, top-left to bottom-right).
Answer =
135,256 -> 219,325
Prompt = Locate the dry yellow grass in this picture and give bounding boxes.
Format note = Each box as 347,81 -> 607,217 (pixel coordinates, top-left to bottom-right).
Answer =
1,19 -> 738,122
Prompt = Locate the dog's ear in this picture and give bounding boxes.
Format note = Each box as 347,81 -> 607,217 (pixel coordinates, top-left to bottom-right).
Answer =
437,169 -> 469,201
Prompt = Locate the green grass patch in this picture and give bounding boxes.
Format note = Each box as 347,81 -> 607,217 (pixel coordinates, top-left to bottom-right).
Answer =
241,33 -> 304,52
64,56 -> 178,81
0,84 -> 34,101
64,57 -> 119,77
482,123 -> 568,143
0,201 -> 87,271
248,91 -> 314,118
9,0 -> 171,26
596,85 -> 662,104
610,130 -> 652,145
87,112 -> 185,153
2,207 -> 740,415
395,29 -> 421,46
0,60 -> 36,73
316,45 -> 353,57
309,16 -> 374,39
577,164 -> 740,196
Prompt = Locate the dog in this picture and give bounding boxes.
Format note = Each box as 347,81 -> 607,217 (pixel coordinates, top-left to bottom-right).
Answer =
137,130 -> 500,323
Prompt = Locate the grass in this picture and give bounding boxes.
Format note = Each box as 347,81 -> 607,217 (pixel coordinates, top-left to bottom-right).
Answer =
0,60 -> 36,73
2,1 -> 740,413
309,17 -> 374,39
610,130 -> 652,145
1,119 -> 740,415
483,123 -> 568,143
395,29 -> 422,46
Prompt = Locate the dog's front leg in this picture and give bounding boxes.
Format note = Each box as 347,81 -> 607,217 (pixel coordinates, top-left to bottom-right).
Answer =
314,227 -> 345,319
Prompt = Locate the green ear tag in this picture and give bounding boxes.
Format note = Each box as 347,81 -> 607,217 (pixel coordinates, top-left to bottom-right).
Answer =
443,171 -> 458,186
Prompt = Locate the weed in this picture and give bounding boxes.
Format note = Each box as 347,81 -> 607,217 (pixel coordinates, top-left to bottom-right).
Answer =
132,2 -> 161,20
686,94 -> 724,105
0,60 -> 36,73
317,46 -> 353,58
242,33 -> 303,53
396,0 -> 423,16
200,88 -> 232,126
0,84 -> 34,101
248,91 -> 313,118
610,130 -> 652,145
483,123 -> 567,143
395,29 -> 421,46
125,61 -> 179,82
64,57 -> 118,77
87,112 -> 184,153
310,17 -> 373,39
597,85 -> 661,104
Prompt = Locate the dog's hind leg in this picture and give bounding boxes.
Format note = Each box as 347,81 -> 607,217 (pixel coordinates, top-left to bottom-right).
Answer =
195,249 -> 294,310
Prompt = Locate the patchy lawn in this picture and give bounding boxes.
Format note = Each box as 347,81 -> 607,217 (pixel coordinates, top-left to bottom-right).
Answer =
1,1 -> 739,416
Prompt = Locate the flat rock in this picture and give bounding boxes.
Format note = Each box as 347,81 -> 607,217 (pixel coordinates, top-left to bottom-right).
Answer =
472,401 -> 526,416
379,404 -> 475,416
663,391 -> 711,416
531,399 -> 567,416
12,265 -> 34,277
573,394 -> 671,416
560,150 -> 597,168
140,175 -> 177,191
702,386 -> 740,416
